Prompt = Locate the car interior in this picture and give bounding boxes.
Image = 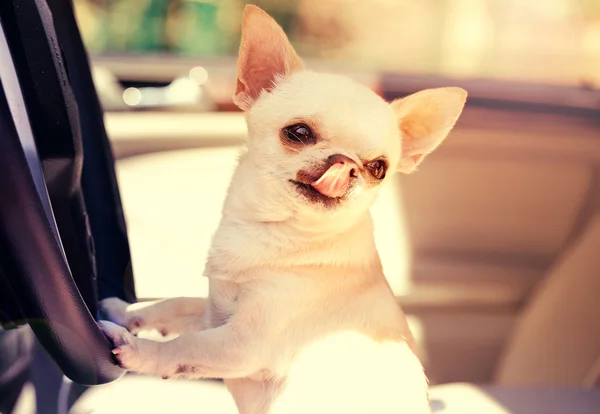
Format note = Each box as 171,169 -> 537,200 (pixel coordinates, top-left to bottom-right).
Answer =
1,0 -> 600,413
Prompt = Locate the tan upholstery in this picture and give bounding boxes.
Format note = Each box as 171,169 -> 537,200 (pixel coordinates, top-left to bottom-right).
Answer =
71,375 -> 238,414
495,214 -> 600,385
428,383 -> 600,413
71,377 -> 600,414
401,157 -> 590,259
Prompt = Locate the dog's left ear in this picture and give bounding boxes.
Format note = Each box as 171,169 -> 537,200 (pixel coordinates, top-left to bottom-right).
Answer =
233,5 -> 304,111
391,87 -> 467,174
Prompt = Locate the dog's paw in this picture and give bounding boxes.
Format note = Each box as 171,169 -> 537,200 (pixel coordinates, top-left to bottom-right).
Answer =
98,320 -> 147,372
99,297 -> 144,333
111,343 -> 145,372
98,320 -> 134,347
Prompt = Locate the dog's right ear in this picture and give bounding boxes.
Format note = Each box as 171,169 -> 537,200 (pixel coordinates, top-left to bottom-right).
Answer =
233,5 -> 304,111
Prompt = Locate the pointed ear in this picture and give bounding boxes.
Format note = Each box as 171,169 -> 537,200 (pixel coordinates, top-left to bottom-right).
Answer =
391,87 -> 467,174
233,5 -> 304,111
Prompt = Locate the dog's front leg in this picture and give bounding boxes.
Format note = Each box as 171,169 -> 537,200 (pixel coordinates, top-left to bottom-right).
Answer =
99,320 -> 261,380
100,297 -> 208,336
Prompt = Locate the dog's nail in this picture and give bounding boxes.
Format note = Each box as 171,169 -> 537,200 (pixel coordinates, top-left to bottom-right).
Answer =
112,345 -> 127,355
161,375 -> 170,380
160,328 -> 168,337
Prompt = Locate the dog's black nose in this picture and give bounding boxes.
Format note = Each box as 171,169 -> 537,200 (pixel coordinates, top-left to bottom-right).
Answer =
327,154 -> 358,178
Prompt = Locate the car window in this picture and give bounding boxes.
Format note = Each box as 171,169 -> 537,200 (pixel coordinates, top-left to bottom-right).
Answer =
74,0 -> 599,86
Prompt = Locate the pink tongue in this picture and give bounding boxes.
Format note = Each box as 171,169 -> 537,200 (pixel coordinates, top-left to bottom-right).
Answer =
311,162 -> 351,198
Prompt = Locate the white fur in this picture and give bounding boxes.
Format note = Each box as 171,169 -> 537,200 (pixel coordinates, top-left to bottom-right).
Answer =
99,5 -> 466,414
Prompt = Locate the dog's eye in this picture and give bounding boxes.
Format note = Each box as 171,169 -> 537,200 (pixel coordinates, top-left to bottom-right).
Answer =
366,160 -> 387,180
283,124 -> 315,144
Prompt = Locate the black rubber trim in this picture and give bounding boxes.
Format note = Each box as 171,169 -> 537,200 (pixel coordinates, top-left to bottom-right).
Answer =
0,0 -> 100,317
0,1 -> 125,384
0,79 -> 124,384
45,0 -> 137,303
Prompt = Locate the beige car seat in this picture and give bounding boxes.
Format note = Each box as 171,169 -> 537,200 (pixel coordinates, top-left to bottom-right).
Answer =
426,213 -> 600,412
494,213 -> 600,386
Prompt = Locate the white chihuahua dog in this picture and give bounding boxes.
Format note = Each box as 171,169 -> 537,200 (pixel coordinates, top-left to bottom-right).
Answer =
99,5 -> 466,414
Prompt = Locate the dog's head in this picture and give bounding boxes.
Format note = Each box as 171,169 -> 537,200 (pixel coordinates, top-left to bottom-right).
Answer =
233,5 -> 466,229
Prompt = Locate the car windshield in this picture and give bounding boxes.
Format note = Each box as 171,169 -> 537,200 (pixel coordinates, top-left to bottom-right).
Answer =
74,0 -> 599,88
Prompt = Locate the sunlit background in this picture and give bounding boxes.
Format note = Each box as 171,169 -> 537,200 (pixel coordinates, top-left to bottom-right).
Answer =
3,0 -> 600,413
69,0 -> 600,302
4,1 -> 590,412
74,0 -> 600,84
67,0 -> 600,386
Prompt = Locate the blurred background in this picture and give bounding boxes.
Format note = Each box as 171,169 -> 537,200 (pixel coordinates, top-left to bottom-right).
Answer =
3,1 -> 600,413
73,0 -> 600,112
75,0 -> 600,83
65,0 -> 600,388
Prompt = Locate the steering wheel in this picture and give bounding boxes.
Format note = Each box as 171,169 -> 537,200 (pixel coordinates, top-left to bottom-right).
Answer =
0,0 -> 136,385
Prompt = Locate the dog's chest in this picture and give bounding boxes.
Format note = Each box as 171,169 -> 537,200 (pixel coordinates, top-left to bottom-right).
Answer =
268,333 -> 430,414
